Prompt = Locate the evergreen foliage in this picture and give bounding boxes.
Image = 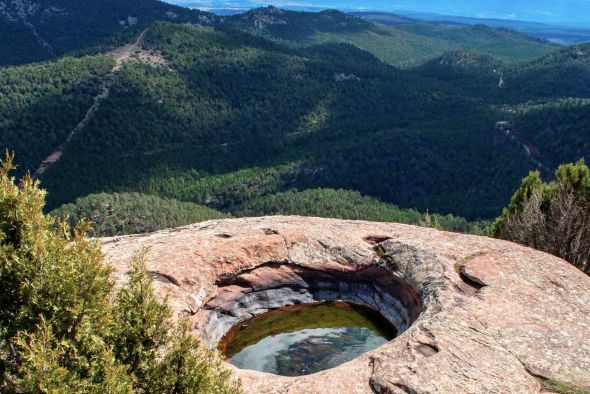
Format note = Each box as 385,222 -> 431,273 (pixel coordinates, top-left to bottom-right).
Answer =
494,159 -> 590,274
52,188 -> 490,237
0,0 -> 214,66
111,251 -> 238,393
20,22 -> 534,219
51,192 -> 229,236
136,165 -> 300,210
233,188 -> 490,234
503,44 -> 590,98
500,98 -> 590,171
1,11 -> 589,222
395,23 -> 557,64
0,55 -> 115,173
224,8 -> 557,68
0,153 -> 240,392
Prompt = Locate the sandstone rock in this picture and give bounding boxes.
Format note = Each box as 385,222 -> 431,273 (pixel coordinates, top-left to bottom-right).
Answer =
101,216 -> 590,393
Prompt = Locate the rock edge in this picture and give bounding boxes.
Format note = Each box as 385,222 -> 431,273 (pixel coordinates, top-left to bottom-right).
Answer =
101,216 -> 590,393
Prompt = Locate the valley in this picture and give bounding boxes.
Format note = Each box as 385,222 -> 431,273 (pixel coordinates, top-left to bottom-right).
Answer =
1,3 -> 590,236
2,2 -> 590,393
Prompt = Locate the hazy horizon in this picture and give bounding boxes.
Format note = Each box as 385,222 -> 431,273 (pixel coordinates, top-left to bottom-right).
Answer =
166,0 -> 590,27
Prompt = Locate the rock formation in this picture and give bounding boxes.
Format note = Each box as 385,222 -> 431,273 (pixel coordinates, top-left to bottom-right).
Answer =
101,216 -> 590,393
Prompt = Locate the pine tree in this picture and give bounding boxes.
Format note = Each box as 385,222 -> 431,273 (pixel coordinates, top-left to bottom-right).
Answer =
494,159 -> 590,274
111,249 -> 174,391
0,151 -> 127,391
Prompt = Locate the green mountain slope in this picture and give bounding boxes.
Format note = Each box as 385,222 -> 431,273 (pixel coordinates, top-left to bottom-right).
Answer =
50,188 -> 489,236
0,3 -> 558,68
396,23 -> 558,63
2,9 -> 588,224
502,43 -> 590,98
509,99 -> 590,171
225,8 -> 451,67
51,192 -> 229,236
224,7 -> 557,67
484,44 -> 590,171
1,22 -> 533,219
0,0 -> 214,65
416,49 -> 502,95
232,188 -> 489,234
0,55 -> 115,172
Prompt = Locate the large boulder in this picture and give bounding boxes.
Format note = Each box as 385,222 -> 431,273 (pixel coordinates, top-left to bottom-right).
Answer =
101,216 -> 590,393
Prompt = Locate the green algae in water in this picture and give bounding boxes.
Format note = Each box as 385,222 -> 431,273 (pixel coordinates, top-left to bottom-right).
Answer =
221,302 -> 396,376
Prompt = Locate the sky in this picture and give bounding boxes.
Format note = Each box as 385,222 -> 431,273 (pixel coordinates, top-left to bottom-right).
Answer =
166,0 -> 590,27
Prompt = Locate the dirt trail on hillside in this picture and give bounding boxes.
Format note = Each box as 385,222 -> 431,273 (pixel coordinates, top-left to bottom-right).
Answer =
33,29 -> 148,178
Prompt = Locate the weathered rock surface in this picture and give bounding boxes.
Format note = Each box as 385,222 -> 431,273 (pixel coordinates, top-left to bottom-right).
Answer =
200,263 -> 421,345
101,216 -> 590,393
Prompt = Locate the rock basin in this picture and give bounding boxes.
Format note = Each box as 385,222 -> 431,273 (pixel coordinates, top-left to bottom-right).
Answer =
200,263 -> 421,346
102,216 -> 590,393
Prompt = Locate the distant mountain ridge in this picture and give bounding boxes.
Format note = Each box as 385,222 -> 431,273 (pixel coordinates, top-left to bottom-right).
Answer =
224,7 -> 557,67
0,3 -> 559,67
352,10 -> 590,45
168,0 -> 590,27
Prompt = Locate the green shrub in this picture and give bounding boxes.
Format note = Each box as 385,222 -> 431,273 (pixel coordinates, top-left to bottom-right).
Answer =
494,159 -> 590,274
0,152 -> 240,393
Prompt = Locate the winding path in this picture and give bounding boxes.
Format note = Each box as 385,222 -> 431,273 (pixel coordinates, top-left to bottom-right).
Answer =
33,29 -> 148,177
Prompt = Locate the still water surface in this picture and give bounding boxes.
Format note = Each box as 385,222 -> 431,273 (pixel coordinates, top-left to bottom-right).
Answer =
221,302 -> 396,376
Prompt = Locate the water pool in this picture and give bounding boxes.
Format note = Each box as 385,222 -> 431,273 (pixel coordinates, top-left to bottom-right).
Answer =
220,301 -> 396,376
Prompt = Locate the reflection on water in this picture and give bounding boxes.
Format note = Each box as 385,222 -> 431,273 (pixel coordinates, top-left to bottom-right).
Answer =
221,302 -> 395,376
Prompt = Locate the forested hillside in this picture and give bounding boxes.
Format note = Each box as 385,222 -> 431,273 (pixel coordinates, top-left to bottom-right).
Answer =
502,44 -> 590,97
18,22 -> 530,219
1,7 -> 589,230
353,10 -> 590,45
0,0 -> 214,65
232,188 -> 489,234
0,55 -> 114,171
225,7 -> 557,67
51,192 -> 229,236
50,188 -> 490,236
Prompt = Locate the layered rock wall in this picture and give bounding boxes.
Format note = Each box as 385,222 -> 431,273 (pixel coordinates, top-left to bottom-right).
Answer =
199,264 -> 421,344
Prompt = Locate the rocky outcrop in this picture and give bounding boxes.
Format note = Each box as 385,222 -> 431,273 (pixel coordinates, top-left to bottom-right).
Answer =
102,216 -> 590,393
334,72 -> 361,82
241,6 -> 287,28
